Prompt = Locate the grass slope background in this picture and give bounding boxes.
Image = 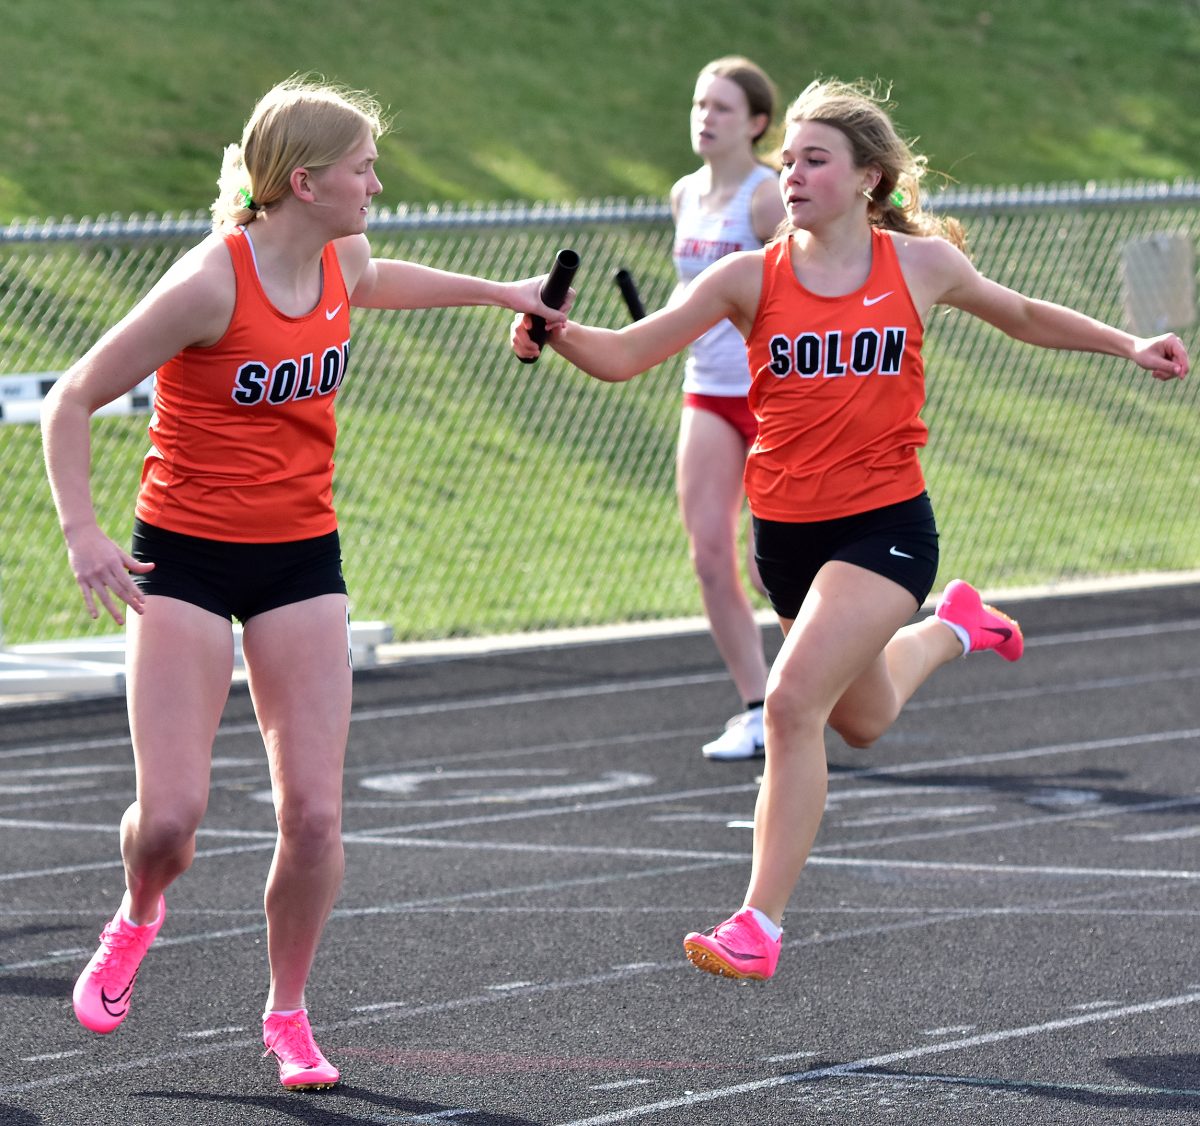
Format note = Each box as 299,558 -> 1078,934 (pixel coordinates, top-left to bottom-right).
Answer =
1,0 -> 1198,222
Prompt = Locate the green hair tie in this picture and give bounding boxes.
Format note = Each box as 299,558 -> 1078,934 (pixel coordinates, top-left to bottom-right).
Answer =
237,187 -> 259,211
889,188 -> 906,209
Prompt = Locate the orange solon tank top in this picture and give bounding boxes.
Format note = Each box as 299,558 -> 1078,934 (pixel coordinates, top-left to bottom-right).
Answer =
136,228 -> 352,542
744,227 -> 928,522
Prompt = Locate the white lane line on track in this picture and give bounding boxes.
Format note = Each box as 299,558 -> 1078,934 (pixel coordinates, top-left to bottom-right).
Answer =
807,855 -> 1200,881
344,823 -> 1200,882
178,1026 -> 248,1039
1030,618 -> 1200,646
14,816 -> 1195,893
0,757 -> 259,782
904,664 -> 1200,712
382,1110 -> 477,1123
0,841 -> 275,888
820,788 -> 1200,854
834,727 -> 1200,782
799,1068 -> 1200,1103
341,834 -> 744,861
350,780 -> 760,835
0,775 -> 759,885
0,763 -> 136,781
0,818 -> 275,838
835,803 -> 996,827
1121,824 -> 1200,842
548,987 -> 1200,1126
0,817 -> 126,833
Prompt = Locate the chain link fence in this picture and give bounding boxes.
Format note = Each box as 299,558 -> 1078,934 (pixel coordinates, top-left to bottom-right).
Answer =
1,184 -> 1197,647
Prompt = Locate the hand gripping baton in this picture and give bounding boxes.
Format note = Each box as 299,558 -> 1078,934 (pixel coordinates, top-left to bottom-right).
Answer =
519,248 -> 580,364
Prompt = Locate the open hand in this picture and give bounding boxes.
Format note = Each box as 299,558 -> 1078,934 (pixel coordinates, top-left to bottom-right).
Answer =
65,524 -> 155,625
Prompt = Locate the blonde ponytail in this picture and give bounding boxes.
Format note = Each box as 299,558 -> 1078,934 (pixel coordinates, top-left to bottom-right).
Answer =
210,143 -> 260,233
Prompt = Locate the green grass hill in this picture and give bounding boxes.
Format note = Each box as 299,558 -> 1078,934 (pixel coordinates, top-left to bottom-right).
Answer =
1,0 -> 1197,222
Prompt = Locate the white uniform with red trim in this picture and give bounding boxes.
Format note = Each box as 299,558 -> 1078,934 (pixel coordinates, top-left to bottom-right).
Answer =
672,164 -> 776,396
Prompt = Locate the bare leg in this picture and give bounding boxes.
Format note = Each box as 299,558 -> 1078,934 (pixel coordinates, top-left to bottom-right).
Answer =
829,614 -> 962,749
122,597 -> 235,923
242,594 -> 352,1013
677,405 -> 768,706
744,563 -> 960,924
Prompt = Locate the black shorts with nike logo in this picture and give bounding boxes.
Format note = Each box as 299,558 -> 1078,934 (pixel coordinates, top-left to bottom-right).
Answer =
752,491 -> 939,619
131,518 -> 347,624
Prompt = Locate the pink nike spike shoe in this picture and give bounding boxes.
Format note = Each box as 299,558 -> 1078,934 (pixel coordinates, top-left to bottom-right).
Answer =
684,908 -> 781,981
72,896 -> 166,1033
263,1010 -> 341,1090
935,579 -> 1024,661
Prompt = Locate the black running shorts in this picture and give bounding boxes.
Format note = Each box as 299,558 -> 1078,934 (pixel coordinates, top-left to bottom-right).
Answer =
753,492 -> 939,619
130,519 -> 347,624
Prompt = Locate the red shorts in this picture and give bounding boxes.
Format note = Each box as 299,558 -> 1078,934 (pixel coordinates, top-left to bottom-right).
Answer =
682,392 -> 758,445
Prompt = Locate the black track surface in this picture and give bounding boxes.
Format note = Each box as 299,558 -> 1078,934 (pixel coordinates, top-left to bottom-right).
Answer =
3,582 -> 1200,1125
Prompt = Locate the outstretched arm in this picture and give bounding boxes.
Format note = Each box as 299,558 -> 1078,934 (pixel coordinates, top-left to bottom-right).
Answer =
337,235 -> 570,322
913,236 -> 1189,381
511,250 -> 763,381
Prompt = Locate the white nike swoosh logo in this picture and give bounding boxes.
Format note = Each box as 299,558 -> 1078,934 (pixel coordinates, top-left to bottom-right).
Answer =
325,304 -> 344,320
863,292 -> 893,307
889,546 -> 914,559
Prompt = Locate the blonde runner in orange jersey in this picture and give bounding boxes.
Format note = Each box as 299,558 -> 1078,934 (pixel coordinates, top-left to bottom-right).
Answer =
42,76 -> 569,1090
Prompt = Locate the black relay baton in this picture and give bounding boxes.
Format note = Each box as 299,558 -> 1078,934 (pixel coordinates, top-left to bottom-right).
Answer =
519,248 -> 580,364
614,268 -> 646,321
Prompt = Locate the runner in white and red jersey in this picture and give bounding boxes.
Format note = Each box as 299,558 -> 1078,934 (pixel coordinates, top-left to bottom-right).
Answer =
670,56 -> 785,763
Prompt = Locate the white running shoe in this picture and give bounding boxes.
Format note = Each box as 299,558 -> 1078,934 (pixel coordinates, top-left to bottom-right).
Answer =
701,707 -> 765,761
